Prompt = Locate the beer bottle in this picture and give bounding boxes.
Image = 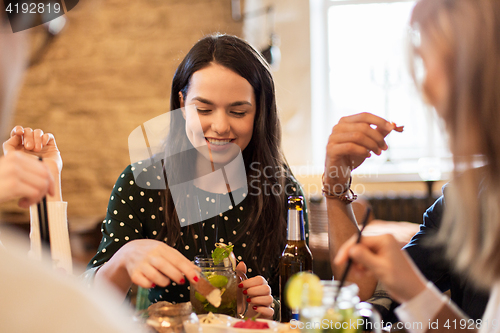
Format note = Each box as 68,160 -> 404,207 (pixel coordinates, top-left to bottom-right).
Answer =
279,196 -> 313,322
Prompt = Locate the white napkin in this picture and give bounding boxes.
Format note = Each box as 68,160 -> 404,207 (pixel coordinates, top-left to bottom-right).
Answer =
29,201 -> 73,274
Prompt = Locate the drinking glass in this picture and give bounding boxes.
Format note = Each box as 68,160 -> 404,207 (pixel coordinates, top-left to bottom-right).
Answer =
299,280 -> 382,333
190,256 -> 248,318
144,302 -> 201,333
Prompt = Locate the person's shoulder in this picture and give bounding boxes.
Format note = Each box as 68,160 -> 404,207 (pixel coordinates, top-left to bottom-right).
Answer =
281,164 -> 298,184
125,159 -> 165,190
110,160 -> 165,202
282,165 -> 304,197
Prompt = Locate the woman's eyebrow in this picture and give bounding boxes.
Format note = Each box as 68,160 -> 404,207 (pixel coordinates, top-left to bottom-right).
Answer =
230,101 -> 253,107
192,97 -> 214,105
191,96 -> 252,107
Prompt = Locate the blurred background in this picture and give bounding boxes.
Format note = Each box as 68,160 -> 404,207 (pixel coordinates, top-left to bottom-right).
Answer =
1,0 -> 449,275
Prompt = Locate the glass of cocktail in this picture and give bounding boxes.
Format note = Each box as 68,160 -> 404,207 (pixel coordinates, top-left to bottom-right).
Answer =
299,280 -> 382,333
190,256 -> 247,318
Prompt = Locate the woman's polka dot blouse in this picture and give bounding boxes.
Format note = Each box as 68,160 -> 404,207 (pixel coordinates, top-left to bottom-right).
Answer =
87,163 -> 309,305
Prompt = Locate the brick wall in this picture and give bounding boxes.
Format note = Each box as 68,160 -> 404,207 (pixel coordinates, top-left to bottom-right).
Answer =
5,0 -> 243,224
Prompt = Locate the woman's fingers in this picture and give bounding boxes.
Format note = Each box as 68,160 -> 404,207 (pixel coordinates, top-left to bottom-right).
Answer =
42,132 -> 55,147
336,122 -> 389,150
24,128 -> 45,152
334,234 -> 427,303
18,163 -> 55,200
247,295 -> 273,306
245,285 -> 274,319
339,112 -> 395,136
10,125 -> 24,137
122,240 -> 201,292
158,246 -> 201,283
33,128 -> 44,151
21,127 -> 34,150
130,270 -> 163,290
0,152 -> 55,205
330,133 -> 381,156
335,234 -> 392,267
243,284 -> 271,298
149,254 -> 188,286
239,275 -> 266,289
240,275 -> 273,316
326,141 -> 372,160
251,305 -> 274,319
140,261 -> 173,287
236,261 -> 247,275
3,128 -> 23,154
5,127 -> 53,153
348,243 -> 387,275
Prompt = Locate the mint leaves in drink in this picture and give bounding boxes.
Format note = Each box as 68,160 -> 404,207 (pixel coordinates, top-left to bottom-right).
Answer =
212,243 -> 236,269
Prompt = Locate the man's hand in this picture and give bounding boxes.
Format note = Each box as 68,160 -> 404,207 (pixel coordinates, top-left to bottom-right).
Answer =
324,112 -> 403,190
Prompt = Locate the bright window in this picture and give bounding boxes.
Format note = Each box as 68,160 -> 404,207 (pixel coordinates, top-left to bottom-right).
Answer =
310,0 -> 451,179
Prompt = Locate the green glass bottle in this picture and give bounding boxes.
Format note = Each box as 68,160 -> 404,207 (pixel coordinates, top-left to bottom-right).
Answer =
279,196 -> 313,322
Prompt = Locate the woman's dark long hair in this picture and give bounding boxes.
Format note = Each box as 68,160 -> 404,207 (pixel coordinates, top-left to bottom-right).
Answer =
158,34 -> 289,273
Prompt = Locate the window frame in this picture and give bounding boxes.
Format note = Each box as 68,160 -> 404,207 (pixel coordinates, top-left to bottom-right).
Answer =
309,0 -> 452,181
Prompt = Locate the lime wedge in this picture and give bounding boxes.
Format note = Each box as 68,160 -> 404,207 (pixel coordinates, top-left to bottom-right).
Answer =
194,291 -> 207,303
285,272 -> 323,309
207,274 -> 229,288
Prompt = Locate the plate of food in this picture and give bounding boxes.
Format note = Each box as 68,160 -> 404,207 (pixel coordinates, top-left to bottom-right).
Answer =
198,313 -> 285,333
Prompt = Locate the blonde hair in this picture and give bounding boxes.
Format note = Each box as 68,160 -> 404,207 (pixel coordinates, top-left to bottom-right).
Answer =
410,0 -> 500,288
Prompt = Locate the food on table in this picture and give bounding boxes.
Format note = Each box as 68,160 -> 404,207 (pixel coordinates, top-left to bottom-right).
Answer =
233,318 -> 270,329
199,312 -> 225,325
391,122 -> 404,132
193,274 -> 222,307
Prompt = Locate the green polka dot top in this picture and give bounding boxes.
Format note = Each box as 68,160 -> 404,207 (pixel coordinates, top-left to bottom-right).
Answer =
87,162 -> 308,305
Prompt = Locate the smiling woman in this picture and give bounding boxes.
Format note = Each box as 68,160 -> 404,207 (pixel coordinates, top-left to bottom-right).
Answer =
85,34 -> 308,321
180,63 -> 256,166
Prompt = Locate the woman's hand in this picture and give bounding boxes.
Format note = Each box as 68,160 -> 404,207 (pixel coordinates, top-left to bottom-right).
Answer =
324,113 -> 403,190
0,151 -> 54,207
0,126 -> 62,206
114,239 -> 201,290
236,262 -> 274,319
3,126 -> 62,174
334,234 -> 427,304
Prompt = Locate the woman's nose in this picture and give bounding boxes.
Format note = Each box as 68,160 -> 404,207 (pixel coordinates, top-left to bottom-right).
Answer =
210,111 -> 230,135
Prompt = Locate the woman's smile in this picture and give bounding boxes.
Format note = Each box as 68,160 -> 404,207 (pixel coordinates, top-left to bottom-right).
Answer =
180,63 -> 256,164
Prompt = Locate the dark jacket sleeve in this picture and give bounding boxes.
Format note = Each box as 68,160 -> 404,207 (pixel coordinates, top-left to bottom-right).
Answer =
403,191 -> 452,292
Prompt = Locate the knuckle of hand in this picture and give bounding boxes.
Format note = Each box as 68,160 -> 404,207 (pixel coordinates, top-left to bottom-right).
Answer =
130,272 -> 142,284
7,178 -> 19,194
352,132 -> 363,142
345,142 -> 356,151
361,123 -> 371,131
